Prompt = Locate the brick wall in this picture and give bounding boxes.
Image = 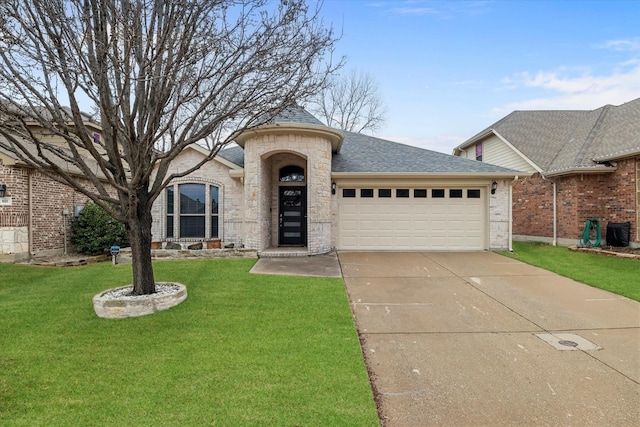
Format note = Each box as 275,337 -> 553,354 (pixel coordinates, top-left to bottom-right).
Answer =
0,165 -> 93,256
30,170 -> 91,253
513,157 -> 638,244
512,174 -> 555,238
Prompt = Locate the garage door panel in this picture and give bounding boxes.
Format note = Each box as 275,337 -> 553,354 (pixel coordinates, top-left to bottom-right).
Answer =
358,220 -> 375,230
377,236 -> 394,246
339,187 -> 486,251
377,205 -> 396,214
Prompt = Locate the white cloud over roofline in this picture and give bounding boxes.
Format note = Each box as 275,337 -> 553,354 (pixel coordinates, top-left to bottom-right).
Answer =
496,45 -> 640,113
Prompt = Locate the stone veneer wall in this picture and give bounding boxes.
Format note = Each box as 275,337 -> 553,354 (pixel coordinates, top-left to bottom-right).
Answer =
489,179 -> 511,250
150,148 -> 244,246
242,132 -> 332,255
0,227 -> 28,257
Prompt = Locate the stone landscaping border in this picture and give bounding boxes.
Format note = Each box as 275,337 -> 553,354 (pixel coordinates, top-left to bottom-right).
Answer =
569,246 -> 640,260
27,254 -> 110,267
93,282 -> 187,319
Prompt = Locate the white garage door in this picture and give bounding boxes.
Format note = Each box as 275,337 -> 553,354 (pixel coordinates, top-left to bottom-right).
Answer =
338,187 -> 486,250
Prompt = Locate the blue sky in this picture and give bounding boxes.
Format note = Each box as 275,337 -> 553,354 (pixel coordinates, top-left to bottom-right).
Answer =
317,0 -> 640,153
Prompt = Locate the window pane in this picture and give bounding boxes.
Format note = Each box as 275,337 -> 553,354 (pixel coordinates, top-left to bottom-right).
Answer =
210,186 -> 219,214
180,184 -> 205,214
467,189 -> 481,198
361,189 -> 374,198
396,189 -> 409,198
342,189 -> 356,198
450,189 -> 463,198
166,216 -> 174,238
180,216 -> 205,238
414,189 -> 427,198
211,215 -> 219,238
378,189 -> 391,198
166,186 -> 174,214
432,189 -> 445,198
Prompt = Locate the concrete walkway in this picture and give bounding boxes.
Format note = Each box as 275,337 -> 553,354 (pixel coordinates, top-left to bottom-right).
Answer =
339,251 -> 640,426
250,253 -> 342,278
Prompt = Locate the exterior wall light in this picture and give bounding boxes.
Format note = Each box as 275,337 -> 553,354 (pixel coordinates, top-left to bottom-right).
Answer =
331,182 -> 336,195
0,184 -> 6,198
491,181 -> 498,195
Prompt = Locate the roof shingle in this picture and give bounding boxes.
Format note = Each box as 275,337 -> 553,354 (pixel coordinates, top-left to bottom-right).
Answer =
219,106 -> 518,174
461,98 -> 640,173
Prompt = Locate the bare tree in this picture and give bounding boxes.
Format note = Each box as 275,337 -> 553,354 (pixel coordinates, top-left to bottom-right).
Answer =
308,69 -> 386,133
0,0 -> 340,294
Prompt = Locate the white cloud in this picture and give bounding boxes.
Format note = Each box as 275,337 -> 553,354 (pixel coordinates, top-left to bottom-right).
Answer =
374,0 -> 491,18
498,61 -> 640,112
452,79 -> 484,87
598,38 -> 640,52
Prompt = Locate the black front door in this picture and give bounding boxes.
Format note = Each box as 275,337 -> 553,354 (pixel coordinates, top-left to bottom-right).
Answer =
279,186 -> 306,246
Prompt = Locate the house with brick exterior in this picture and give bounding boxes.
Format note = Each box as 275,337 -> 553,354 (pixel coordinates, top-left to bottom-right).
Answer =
453,98 -> 640,248
150,107 -> 520,255
0,116 -> 102,262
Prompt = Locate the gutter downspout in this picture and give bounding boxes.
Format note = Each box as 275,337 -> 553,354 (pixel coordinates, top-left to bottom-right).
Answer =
28,169 -> 33,257
541,174 -> 557,246
509,176 -> 518,251
552,180 -> 557,246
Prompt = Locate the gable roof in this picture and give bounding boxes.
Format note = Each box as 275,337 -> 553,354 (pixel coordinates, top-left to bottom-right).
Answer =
218,107 -> 519,176
217,144 -> 245,167
456,97 -> 640,175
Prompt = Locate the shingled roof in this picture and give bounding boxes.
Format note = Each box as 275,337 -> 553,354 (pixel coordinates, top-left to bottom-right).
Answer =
458,97 -> 640,175
332,131 -> 517,174
218,107 -> 518,175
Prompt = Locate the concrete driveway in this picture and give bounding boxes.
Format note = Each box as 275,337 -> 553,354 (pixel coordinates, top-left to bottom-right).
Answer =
338,251 -> 640,427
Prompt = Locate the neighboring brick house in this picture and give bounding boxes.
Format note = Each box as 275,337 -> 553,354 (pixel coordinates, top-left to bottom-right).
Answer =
0,118 -> 103,262
454,98 -> 640,248
150,107 -> 520,254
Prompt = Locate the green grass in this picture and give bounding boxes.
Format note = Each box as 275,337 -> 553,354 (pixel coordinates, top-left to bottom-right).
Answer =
500,241 -> 640,301
0,259 -> 379,426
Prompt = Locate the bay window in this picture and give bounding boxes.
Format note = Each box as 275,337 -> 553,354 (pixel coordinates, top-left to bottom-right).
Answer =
166,183 -> 220,239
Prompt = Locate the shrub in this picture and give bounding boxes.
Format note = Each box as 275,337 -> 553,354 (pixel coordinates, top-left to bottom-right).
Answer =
71,202 -> 129,255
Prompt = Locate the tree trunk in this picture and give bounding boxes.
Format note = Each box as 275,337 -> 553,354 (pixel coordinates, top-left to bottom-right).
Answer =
129,190 -> 156,295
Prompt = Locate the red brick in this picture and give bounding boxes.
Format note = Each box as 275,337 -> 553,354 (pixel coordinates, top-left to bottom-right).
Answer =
513,157 -> 638,244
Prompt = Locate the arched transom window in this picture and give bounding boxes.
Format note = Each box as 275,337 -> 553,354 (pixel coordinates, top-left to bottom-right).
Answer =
279,165 -> 305,182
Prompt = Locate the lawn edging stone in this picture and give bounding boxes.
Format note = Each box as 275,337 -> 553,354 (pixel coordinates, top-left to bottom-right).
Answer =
569,245 -> 640,260
93,282 -> 187,319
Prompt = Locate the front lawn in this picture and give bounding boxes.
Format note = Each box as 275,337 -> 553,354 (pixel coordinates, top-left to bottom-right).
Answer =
0,259 -> 379,426
500,242 -> 640,301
